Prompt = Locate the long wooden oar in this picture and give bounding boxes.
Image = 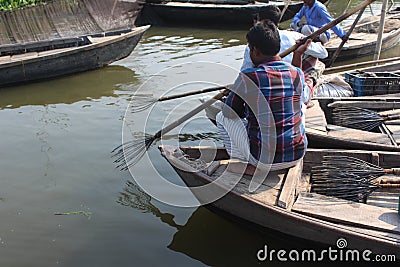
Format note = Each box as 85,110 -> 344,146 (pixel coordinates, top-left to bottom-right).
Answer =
311,155 -> 400,201
131,84 -> 230,113
112,89 -> 230,170
331,106 -> 400,131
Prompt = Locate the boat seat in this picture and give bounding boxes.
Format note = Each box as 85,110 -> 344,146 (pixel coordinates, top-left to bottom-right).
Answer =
0,36 -> 90,56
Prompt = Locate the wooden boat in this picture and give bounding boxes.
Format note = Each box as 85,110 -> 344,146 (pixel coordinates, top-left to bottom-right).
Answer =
307,60 -> 400,151
136,0 -> 305,27
0,26 -> 150,87
324,14 -> 400,62
160,145 -> 400,258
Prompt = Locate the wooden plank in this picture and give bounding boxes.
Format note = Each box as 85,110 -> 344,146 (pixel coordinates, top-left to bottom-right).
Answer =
368,188 -> 400,210
293,192 -> 400,235
305,100 -> 327,132
326,124 -> 393,145
211,163 -> 286,205
386,124 -> 400,145
328,101 -> 400,110
278,160 -> 302,210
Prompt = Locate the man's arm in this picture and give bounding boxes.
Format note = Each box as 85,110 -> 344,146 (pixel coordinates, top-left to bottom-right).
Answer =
293,6 -> 306,27
222,75 -> 246,119
317,4 -> 346,38
290,31 -> 328,59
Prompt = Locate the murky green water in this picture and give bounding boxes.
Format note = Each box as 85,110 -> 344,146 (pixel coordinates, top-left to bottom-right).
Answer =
0,1 -> 399,266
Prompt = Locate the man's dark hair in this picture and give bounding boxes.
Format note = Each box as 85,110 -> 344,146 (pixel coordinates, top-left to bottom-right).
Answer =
255,5 -> 281,26
246,20 -> 280,56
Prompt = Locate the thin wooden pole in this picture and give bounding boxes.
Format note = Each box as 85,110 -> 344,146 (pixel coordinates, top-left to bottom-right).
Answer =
327,7 -> 366,67
280,0 -> 378,58
279,0 -> 292,22
324,56 -> 400,72
373,0 -> 389,61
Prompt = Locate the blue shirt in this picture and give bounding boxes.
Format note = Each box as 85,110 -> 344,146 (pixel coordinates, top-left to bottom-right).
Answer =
293,0 -> 346,39
222,56 -> 307,164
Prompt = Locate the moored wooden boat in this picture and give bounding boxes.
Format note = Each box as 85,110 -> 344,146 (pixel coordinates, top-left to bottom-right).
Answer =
160,145 -> 400,258
0,26 -> 150,87
136,0 -> 305,27
324,15 -> 400,63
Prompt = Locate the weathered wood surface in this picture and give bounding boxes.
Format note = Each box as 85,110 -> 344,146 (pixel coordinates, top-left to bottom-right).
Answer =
293,192 -> 400,235
305,100 -> 327,132
386,124 -> 400,145
327,124 -> 393,145
368,188 -> 400,210
328,101 -> 400,109
211,162 -> 286,206
277,161 -> 302,209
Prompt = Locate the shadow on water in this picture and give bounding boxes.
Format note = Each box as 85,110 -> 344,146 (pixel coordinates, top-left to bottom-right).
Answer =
0,65 -> 138,109
117,179 -> 382,267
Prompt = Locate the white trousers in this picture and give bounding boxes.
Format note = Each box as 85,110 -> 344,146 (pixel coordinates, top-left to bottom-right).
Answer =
216,112 -> 301,171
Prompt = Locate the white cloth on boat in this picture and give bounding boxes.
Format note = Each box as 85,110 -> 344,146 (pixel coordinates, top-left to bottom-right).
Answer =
215,111 -> 301,171
240,29 -> 328,71
313,74 -> 354,97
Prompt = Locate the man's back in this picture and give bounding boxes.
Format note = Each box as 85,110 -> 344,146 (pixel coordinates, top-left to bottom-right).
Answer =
226,56 -> 307,163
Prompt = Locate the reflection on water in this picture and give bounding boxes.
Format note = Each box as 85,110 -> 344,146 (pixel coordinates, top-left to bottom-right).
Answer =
0,66 -> 137,109
118,180 -> 182,229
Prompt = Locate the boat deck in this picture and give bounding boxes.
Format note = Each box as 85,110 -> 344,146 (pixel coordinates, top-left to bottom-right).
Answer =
161,145 -> 400,255
306,100 -> 400,147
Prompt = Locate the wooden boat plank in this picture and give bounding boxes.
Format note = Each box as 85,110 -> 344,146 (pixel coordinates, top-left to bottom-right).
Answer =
211,163 -> 283,205
326,124 -> 393,145
328,101 -> 400,110
305,100 -> 327,132
386,124 -> 400,145
368,188 -> 400,210
293,192 -> 400,235
277,160 -> 302,209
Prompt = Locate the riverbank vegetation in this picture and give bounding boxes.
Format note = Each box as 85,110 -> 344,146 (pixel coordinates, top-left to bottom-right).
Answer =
0,0 -> 44,10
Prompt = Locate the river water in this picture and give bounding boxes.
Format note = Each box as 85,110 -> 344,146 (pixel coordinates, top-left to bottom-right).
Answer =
0,1 -> 399,266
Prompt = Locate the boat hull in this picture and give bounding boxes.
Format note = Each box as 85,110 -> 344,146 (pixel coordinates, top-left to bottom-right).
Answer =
136,1 -> 304,27
163,146 -> 400,258
325,28 -> 400,63
0,26 -> 149,87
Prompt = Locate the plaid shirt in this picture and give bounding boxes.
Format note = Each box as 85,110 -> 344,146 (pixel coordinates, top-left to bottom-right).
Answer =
222,56 -> 307,164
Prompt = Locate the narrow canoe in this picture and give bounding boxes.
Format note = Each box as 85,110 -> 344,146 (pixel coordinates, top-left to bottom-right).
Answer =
160,145 -> 400,259
0,26 -> 150,87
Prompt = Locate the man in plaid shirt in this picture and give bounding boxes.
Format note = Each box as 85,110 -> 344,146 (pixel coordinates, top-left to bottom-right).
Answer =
216,20 -> 309,175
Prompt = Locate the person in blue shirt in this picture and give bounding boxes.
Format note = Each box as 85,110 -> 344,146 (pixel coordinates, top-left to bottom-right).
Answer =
291,0 -> 346,44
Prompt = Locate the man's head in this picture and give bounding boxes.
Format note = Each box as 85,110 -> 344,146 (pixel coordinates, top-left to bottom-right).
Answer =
246,20 -> 280,65
303,0 -> 315,7
252,5 -> 281,26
